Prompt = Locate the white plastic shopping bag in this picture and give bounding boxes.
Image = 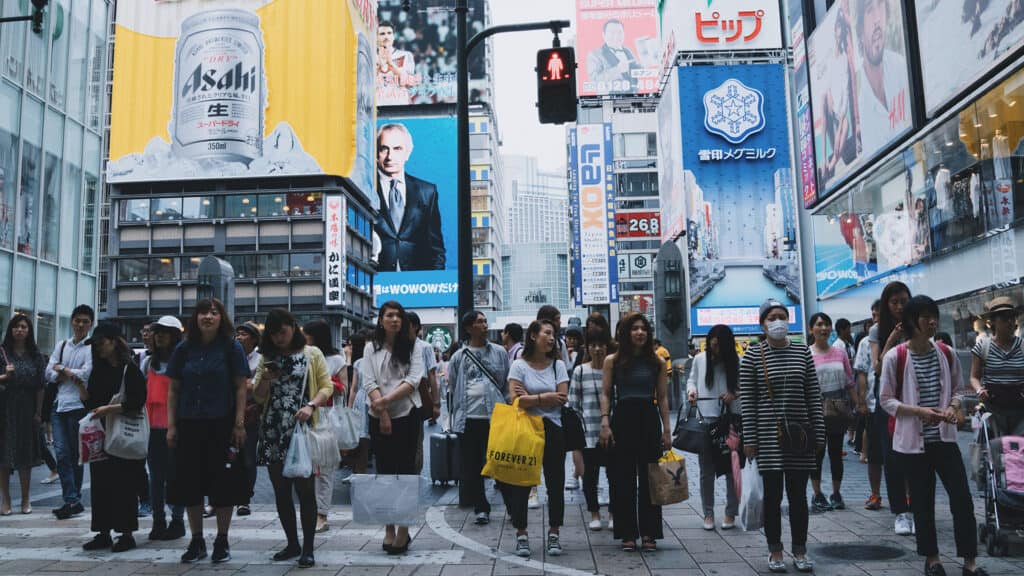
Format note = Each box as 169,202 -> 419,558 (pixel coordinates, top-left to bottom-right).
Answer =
78,414 -> 109,465
349,474 -> 421,525
326,404 -> 360,450
282,423 -> 313,478
738,459 -> 764,531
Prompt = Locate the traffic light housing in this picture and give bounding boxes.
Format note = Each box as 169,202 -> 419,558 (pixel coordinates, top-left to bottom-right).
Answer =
536,47 -> 577,125
30,0 -> 48,34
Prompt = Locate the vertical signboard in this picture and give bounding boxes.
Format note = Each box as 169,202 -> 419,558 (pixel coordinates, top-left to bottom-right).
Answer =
660,0 -> 782,52
324,195 -> 346,306
657,65 -> 685,240
677,64 -> 802,335
570,123 -> 618,306
372,116 -> 458,308
576,0 -> 660,97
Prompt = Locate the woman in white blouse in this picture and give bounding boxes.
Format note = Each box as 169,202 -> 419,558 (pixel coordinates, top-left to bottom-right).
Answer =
361,301 -> 424,556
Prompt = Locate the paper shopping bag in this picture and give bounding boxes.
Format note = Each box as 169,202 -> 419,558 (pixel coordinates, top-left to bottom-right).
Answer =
480,397 -> 545,487
648,450 -> 689,505
349,474 -> 421,525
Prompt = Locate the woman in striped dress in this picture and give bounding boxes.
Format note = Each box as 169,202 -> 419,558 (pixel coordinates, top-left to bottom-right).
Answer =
569,329 -> 613,531
741,299 -> 825,573
970,296 -> 1024,436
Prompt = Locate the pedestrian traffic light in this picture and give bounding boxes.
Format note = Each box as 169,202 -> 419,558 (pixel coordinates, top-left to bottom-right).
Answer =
30,0 -> 48,34
536,47 -> 577,125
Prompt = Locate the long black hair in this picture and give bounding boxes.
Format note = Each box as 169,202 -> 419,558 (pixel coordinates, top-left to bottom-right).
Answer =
807,312 -> 833,346
522,319 -> 560,361
150,324 -> 183,372
1,313 -> 40,357
260,308 -> 307,357
374,300 -> 413,367
612,313 -> 660,372
878,281 -> 911,349
303,319 -> 339,357
706,324 -> 739,393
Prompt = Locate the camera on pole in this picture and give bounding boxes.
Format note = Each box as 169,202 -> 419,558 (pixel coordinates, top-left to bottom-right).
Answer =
536,46 -> 577,125
31,0 -> 48,34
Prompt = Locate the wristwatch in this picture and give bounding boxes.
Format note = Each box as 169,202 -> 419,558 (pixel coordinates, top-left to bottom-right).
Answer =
305,402 -> 317,410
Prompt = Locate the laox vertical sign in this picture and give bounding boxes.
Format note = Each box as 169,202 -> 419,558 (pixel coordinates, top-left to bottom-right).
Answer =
570,124 -> 618,306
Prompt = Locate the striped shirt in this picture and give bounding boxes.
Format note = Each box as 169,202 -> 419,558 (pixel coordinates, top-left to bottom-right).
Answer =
911,349 -> 942,444
973,337 -> 1024,388
569,364 -> 604,449
740,341 -> 826,473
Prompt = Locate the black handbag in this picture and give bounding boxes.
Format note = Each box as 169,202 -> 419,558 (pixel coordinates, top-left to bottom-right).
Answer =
562,406 -> 586,451
672,403 -> 708,454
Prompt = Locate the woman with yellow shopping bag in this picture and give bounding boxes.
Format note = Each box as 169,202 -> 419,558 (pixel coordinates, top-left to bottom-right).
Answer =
600,313 -> 671,553
494,319 -> 570,558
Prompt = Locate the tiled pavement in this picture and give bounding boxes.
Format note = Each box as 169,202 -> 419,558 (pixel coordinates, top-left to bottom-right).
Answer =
2,428 -> 1024,575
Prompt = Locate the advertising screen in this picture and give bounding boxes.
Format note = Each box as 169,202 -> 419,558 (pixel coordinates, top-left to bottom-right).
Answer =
576,0 -> 660,97
616,211 -> 660,238
807,0 -> 913,195
813,212 -> 878,297
106,0 -> 375,200
657,66 -> 685,240
569,123 -> 619,306
916,1 -> 1024,115
376,0 -> 486,106
675,64 -> 802,335
372,116 -> 458,308
660,0 -> 782,52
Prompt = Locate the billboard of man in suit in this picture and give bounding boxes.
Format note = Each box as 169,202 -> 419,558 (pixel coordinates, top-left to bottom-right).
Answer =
585,19 -> 639,94
374,123 -> 446,271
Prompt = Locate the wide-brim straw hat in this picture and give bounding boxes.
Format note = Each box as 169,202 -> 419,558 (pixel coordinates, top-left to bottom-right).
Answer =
981,296 -> 1023,319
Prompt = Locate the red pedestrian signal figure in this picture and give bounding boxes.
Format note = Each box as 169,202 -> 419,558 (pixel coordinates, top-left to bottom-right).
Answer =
536,47 -> 577,124
547,52 -> 564,81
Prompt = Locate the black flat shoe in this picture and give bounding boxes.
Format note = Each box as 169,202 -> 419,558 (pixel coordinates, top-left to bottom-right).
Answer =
82,533 -> 113,551
112,535 -> 136,553
386,536 -> 411,555
297,554 -> 315,568
272,545 -> 301,561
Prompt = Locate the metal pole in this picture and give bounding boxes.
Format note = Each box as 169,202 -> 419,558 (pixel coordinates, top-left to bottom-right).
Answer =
456,0 -> 471,341
0,16 -> 32,24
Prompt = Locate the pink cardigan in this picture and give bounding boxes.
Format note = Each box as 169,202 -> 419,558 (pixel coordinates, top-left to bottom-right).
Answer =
879,341 -> 964,455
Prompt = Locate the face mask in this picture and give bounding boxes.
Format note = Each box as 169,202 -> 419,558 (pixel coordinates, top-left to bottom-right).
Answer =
766,320 -> 789,340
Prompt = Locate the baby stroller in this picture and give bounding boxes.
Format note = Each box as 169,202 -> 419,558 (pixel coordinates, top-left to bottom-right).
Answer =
976,406 -> 1024,557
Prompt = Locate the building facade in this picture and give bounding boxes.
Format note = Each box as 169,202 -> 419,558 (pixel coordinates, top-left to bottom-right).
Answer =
470,107 -> 505,313
0,0 -> 109,352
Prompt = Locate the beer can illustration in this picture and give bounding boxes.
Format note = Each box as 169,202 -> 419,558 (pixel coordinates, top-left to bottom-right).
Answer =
172,9 -> 265,164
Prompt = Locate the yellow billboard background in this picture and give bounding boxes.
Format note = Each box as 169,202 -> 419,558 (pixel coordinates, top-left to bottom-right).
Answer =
109,0 -> 363,184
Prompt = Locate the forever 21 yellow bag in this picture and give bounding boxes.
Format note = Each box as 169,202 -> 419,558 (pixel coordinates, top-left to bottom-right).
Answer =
480,397 -> 545,486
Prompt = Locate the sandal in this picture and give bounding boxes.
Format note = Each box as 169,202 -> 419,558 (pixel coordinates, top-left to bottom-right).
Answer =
641,537 -> 657,552
621,540 -> 636,552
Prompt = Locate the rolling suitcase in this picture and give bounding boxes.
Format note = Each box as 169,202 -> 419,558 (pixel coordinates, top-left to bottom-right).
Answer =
430,393 -> 461,486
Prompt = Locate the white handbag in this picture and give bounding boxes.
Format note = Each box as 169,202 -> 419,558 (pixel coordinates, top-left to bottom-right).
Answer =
104,366 -> 150,460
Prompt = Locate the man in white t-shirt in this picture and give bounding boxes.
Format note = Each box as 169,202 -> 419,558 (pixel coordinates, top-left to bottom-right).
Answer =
855,0 -> 910,155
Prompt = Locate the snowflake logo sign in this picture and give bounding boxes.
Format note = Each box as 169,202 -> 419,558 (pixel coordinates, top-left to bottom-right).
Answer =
702,78 -> 766,145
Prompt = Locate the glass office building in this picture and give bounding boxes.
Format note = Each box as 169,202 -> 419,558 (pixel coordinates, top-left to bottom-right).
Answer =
0,0 -> 109,352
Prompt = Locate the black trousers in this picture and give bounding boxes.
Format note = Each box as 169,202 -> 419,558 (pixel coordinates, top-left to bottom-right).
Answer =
811,428 -> 845,485
905,442 -> 977,559
459,418 -> 491,514
267,463 -> 317,555
610,399 -> 663,541
369,414 -> 418,476
872,410 -> 910,514
762,470 -> 810,555
498,417 -> 565,531
582,446 -> 613,513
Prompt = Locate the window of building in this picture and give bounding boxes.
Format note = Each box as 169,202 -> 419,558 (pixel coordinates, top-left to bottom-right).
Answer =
287,192 -> 322,216
66,1 -> 88,121
121,199 -> 150,223
18,97 -> 44,256
225,195 -> 258,219
60,123 -> 83,267
40,109 -> 62,263
150,257 -> 178,281
182,197 -> 214,219
615,133 -> 655,158
289,253 -> 321,278
151,198 -> 183,221
0,82 -> 20,251
616,172 -> 658,197
82,134 -> 99,272
181,256 -> 202,280
223,254 -> 256,279
259,194 -> 290,217
578,108 -> 603,124
118,258 -> 149,282
258,253 -> 288,278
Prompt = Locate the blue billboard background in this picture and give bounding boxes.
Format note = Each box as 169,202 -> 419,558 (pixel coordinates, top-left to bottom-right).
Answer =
373,116 -> 458,308
677,64 -> 803,335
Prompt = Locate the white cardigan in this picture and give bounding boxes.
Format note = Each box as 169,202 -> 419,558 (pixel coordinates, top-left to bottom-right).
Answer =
360,340 -> 425,419
685,352 -> 742,417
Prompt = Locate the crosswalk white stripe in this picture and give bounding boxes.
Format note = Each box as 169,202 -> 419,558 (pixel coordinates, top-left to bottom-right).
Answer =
0,526 -> 386,540
0,510 -> 353,523
0,547 -> 463,566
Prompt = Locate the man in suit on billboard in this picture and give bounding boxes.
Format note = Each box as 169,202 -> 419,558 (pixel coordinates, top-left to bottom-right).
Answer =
585,19 -> 639,93
374,123 -> 446,272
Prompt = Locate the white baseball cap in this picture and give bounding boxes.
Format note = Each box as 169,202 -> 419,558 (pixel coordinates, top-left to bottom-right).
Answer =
154,315 -> 184,332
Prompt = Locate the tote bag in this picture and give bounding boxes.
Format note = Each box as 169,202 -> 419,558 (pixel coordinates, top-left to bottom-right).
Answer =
349,474 -> 421,525
104,366 -> 150,460
480,397 -> 545,486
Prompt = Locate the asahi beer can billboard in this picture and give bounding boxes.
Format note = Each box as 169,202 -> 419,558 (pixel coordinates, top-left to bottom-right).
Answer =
108,0 -> 376,201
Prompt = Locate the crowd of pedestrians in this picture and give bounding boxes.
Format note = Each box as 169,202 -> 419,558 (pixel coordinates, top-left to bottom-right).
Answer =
0,287 -> 1020,576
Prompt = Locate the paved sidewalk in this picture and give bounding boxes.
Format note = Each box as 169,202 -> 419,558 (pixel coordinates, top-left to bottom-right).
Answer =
2,430 -> 1023,575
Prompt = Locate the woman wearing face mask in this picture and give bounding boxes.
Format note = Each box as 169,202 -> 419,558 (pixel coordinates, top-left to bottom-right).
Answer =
871,281 -> 915,536
600,313 -> 671,553
686,324 -> 741,531
807,312 -> 855,513
970,296 -> 1024,436
741,299 -> 825,573
880,296 -> 987,576
502,319 -> 570,558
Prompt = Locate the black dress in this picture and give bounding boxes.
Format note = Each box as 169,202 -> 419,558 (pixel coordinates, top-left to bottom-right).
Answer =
0,348 -> 46,469
86,358 -> 147,534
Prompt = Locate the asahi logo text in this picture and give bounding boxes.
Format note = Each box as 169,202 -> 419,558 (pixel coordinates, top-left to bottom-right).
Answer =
180,62 -> 259,98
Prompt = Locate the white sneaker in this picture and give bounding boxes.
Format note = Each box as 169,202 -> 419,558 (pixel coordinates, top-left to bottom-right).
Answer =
41,472 -> 59,485
894,512 -> 913,535
907,512 -> 916,535
527,489 -> 540,510
703,516 -> 715,531
588,519 -> 602,531
607,518 -> 614,531
564,476 -> 579,490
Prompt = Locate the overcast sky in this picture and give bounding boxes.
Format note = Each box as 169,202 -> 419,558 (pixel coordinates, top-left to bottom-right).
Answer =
491,0 -> 573,173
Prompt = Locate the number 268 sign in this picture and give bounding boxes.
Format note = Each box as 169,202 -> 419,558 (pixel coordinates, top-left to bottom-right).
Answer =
616,212 -> 660,238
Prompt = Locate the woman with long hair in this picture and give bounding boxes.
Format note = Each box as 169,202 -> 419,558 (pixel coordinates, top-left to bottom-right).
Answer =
686,323 -> 741,531
570,328 -> 614,531
253,309 -> 333,568
362,301 -> 424,555
166,298 -> 251,564
144,316 -> 186,541
501,318 -> 570,558
81,323 -> 147,553
600,313 -> 671,552
870,281 -> 914,536
345,330 -> 371,475
302,319 -> 347,534
807,312 -> 855,512
741,300 -> 825,573
0,314 -> 46,515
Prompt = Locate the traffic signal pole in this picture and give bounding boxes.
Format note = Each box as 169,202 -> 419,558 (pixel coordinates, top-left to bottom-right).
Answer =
455,0 -> 569,339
